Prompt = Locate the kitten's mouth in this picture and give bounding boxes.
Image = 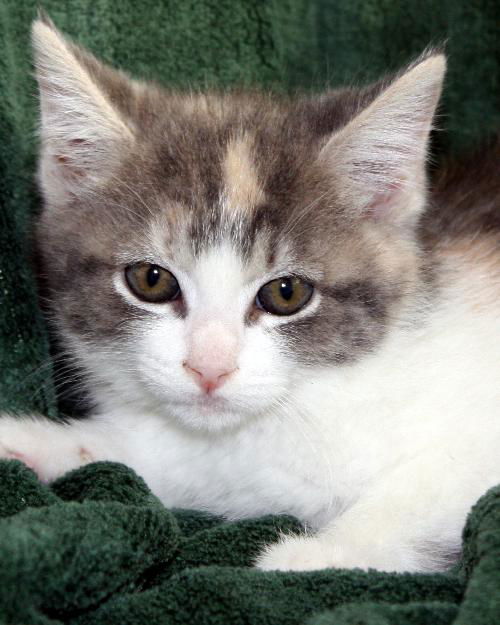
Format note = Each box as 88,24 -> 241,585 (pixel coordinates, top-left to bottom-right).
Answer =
160,390 -> 255,432
193,393 -> 231,412
163,389 -> 232,413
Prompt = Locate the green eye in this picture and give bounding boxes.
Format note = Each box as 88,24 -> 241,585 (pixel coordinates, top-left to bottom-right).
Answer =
256,276 -> 314,316
125,263 -> 180,303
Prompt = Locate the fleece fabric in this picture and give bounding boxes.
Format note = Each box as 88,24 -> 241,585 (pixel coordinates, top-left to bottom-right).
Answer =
1,458 -> 499,625
0,1 -> 499,624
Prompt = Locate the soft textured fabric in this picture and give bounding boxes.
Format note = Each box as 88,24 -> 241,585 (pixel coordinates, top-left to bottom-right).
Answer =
1,1 -> 499,623
2,458 -> 500,625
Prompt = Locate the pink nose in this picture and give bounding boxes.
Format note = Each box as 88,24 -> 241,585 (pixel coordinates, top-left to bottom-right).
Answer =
183,361 -> 236,394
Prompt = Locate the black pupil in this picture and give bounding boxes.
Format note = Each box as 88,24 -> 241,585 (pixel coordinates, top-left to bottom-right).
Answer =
147,266 -> 161,288
279,279 -> 294,301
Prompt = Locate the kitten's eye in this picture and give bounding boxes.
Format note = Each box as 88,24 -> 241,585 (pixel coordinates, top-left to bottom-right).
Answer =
125,263 -> 180,303
256,277 -> 313,316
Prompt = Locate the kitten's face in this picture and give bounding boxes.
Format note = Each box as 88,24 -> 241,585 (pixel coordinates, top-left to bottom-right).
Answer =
33,20 -> 444,430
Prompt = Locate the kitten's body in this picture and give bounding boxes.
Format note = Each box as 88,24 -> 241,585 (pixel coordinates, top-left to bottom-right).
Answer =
1,19 -> 498,573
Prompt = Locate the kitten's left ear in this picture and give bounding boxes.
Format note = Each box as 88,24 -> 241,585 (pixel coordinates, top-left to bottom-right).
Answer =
32,17 -> 136,206
320,53 -> 446,226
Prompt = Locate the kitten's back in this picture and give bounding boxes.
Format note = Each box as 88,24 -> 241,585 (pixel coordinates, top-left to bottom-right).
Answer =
423,138 -> 500,316
425,138 -> 500,243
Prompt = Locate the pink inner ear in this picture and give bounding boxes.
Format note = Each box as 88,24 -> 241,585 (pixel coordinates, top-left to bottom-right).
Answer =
363,181 -> 405,220
55,138 -> 91,179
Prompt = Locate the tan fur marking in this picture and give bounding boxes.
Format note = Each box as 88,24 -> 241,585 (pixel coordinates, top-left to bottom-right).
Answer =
222,134 -> 264,215
439,236 -> 500,311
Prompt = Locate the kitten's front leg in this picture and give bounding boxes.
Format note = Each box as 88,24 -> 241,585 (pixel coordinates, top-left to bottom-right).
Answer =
256,455 -> 476,573
0,415 -> 119,482
255,504 -> 452,574
255,520 -> 426,573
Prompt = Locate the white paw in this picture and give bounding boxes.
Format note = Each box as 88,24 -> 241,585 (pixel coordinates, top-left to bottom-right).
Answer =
0,445 -> 38,471
255,535 -> 339,572
0,418 -> 37,471
256,532 -> 429,573
0,416 -> 93,482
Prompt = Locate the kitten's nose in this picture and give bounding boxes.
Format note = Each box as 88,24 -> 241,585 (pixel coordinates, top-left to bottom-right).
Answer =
183,361 -> 236,394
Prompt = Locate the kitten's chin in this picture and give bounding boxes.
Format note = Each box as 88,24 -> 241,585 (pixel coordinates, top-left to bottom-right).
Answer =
165,397 -> 259,432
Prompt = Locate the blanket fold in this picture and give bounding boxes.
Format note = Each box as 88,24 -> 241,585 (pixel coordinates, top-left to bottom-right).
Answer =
1,459 -> 499,624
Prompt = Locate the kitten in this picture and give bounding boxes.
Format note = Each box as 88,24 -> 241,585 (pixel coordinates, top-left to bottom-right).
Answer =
1,16 -> 499,573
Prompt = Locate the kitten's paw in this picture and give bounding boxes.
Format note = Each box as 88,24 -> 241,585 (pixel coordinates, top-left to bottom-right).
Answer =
0,445 -> 38,471
0,416 -> 93,482
256,532 -> 426,573
255,535 -> 337,572
0,418 -> 38,471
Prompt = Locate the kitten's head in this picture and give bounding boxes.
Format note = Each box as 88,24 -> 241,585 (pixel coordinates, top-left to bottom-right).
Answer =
33,18 -> 445,430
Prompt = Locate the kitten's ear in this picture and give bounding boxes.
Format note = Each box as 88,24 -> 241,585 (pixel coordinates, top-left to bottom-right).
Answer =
320,53 -> 446,226
32,17 -> 135,205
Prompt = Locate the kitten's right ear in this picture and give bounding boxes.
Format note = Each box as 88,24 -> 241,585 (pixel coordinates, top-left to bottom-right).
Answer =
319,53 -> 445,227
32,18 -> 135,206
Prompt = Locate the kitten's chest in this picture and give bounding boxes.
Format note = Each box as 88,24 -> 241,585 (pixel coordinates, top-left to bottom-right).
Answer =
123,414 -> 342,527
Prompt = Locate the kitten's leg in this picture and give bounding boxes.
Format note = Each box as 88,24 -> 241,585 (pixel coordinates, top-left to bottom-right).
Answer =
0,415 -> 124,482
256,452 -> 490,573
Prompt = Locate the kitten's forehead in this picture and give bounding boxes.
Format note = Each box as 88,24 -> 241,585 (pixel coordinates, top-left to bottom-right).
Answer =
185,128 -> 271,259
147,198 -> 297,283
138,119 -> 297,269
129,102 -> 337,272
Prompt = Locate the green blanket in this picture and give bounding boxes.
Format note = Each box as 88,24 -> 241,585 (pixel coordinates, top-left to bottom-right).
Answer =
1,458 -> 499,625
1,1 -> 499,623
